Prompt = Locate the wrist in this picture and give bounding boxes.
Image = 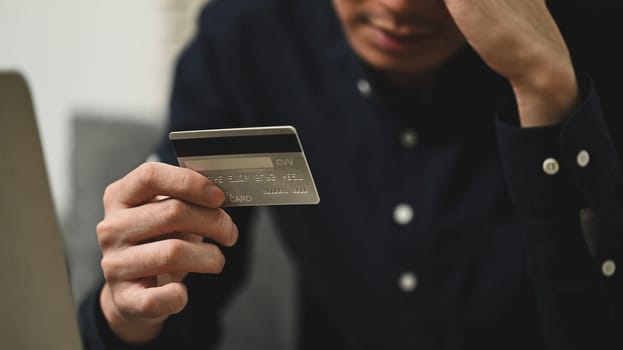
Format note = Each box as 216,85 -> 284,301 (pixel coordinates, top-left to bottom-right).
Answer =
510,59 -> 579,127
100,283 -> 166,345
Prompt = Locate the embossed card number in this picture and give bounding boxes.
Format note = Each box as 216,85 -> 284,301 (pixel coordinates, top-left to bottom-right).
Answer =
169,126 -> 320,207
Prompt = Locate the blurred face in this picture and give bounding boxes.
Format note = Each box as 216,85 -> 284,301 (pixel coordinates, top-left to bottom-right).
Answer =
332,0 -> 466,83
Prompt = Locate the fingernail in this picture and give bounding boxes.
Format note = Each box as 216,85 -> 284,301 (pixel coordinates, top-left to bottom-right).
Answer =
229,223 -> 239,246
205,185 -> 224,207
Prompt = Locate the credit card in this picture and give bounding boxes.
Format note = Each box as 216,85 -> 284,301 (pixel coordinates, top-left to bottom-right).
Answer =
169,125 -> 320,207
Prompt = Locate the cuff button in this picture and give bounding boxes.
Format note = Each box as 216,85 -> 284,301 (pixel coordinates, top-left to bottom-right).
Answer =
577,150 -> 590,167
602,259 -> 616,277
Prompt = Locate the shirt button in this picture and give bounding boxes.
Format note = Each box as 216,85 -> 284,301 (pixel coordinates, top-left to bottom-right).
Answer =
602,259 -> 616,277
577,150 -> 590,167
399,129 -> 419,149
393,203 -> 414,225
542,157 -> 560,175
357,78 -> 372,98
398,271 -> 418,293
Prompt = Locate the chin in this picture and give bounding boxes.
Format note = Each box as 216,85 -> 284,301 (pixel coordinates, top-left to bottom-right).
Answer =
348,33 -> 466,78
370,49 -> 463,79
364,51 -> 447,76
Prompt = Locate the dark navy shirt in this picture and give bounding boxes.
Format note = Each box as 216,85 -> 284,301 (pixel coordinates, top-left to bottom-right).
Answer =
80,0 -> 623,349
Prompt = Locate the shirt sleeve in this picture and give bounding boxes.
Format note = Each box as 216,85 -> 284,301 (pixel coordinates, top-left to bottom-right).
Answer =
495,73 -> 623,349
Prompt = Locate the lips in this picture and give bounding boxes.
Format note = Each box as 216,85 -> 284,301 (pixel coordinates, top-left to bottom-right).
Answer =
369,24 -> 435,54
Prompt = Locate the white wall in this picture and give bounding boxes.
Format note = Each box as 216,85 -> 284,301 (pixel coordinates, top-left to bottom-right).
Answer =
0,0 -> 207,218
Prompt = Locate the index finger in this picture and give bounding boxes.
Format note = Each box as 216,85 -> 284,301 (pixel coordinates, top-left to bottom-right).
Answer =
105,162 -> 224,210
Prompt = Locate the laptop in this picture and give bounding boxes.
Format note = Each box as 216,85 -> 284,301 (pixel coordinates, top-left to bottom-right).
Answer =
0,71 -> 83,349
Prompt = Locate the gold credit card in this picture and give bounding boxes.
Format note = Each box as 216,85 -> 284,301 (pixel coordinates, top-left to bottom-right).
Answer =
169,125 -> 320,207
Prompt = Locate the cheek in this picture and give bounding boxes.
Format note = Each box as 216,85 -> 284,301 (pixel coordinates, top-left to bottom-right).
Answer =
332,0 -> 369,52
332,0 -> 362,27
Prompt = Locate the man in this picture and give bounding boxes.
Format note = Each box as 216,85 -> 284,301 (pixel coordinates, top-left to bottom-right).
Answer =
79,0 -> 623,349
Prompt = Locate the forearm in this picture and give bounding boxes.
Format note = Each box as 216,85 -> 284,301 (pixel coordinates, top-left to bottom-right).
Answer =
510,61 -> 579,127
496,74 -> 623,348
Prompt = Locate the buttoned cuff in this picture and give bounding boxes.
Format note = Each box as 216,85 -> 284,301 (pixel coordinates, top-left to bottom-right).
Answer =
495,73 -> 622,216
559,77 -> 623,211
